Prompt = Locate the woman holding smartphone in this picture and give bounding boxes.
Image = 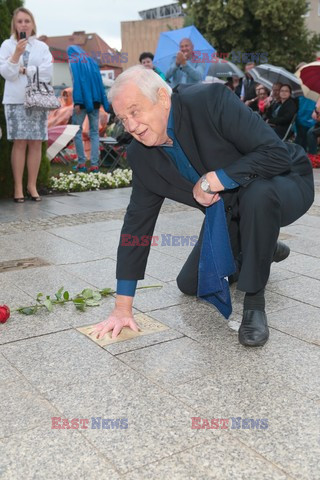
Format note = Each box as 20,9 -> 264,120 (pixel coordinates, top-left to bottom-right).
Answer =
0,7 -> 52,202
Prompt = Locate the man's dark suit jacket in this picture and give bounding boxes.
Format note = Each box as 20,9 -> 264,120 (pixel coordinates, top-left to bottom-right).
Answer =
116,83 -> 312,280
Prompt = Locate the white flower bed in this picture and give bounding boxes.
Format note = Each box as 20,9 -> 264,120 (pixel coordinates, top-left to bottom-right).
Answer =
49,169 -> 132,192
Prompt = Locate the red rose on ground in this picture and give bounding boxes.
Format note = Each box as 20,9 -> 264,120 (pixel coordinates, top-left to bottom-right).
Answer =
0,305 -> 10,323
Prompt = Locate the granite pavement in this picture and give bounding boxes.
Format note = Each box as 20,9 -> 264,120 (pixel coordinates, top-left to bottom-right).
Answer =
0,173 -> 320,480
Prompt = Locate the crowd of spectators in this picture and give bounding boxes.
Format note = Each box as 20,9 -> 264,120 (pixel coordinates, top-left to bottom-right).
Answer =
138,39 -> 319,152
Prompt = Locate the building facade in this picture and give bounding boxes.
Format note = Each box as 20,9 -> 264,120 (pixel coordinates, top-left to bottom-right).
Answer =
121,3 -> 185,70
305,0 -> 320,33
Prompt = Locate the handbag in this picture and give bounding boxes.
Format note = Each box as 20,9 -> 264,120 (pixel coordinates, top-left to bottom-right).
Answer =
24,67 -> 61,111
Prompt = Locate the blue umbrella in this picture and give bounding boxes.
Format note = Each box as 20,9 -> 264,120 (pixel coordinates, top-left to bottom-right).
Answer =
153,26 -> 215,81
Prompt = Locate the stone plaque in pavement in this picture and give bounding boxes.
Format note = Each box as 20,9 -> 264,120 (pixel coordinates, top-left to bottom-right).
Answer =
0,257 -> 50,272
76,313 -> 169,347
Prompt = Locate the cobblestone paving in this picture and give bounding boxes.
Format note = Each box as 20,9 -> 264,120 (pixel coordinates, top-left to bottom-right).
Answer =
0,202 -> 194,235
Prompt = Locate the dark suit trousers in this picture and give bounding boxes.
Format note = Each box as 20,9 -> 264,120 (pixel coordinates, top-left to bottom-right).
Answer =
177,172 -> 314,294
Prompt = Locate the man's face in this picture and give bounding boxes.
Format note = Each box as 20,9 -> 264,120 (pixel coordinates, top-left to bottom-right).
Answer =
272,84 -> 281,100
141,57 -> 153,69
179,39 -> 193,59
112,83 -> 171,147
245,63 -> 255,78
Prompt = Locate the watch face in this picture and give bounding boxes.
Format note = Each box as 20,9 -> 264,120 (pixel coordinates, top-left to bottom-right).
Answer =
201,178 -> 209,192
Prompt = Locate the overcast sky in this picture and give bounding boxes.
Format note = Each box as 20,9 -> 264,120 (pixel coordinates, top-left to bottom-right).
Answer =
25,0 -> 171,50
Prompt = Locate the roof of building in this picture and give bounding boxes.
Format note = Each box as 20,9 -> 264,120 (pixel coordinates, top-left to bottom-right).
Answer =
38,31 -> 122,70
138,2 -> 185,20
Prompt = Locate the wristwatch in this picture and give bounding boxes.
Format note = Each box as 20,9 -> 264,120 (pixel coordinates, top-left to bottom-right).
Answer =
200,174 -> 216,194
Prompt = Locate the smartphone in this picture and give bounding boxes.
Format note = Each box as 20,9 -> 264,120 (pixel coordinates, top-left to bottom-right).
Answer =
19,32 -> 26,40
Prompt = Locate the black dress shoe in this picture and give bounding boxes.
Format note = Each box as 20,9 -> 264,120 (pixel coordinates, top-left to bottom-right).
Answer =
29,195 -> 42,202
273,241 -> 290,263
238,310 -> 269,347
13,197 -> 25,203
27,190 -> 42,202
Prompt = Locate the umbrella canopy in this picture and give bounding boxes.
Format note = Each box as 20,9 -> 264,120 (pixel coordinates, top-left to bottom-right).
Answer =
250,64 -> 303,97
47,125 -> 80,161
203,75 -> 226,84
153,25 -> 215,80
207,59 -> 244,79
295,61 -> 320,102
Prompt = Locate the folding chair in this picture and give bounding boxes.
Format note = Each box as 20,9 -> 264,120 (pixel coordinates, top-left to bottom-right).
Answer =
98,136 -> 128,171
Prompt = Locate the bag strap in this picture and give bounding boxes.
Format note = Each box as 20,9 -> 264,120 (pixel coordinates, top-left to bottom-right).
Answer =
36,67 -> 40,90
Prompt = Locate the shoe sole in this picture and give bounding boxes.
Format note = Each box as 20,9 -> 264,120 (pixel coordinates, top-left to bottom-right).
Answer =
238,335 -> 269,347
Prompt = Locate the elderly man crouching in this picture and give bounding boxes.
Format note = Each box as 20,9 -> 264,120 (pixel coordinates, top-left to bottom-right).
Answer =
91,66 -> 314,347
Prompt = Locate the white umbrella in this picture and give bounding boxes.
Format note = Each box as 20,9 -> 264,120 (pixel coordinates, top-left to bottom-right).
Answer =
207,59 -> 244,78
203,75 -> 226,84
250,64 -> 303,97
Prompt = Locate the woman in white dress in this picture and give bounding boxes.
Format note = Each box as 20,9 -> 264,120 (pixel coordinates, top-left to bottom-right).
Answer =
0,7 -> 53,202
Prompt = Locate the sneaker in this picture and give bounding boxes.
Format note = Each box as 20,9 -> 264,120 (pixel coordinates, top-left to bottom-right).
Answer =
88,166 -> 99,173
72,163 -> 87,172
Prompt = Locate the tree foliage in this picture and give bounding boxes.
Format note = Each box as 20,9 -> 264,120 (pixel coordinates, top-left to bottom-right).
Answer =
183,0 -> 320,71
0,0 -> 17,197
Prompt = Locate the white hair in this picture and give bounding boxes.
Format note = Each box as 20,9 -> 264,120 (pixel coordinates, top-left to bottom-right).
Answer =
108,65 -> 172,104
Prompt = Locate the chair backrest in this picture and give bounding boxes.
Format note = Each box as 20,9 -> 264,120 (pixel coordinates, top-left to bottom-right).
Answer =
282,113 -> 297,142
111,120 -> 132,145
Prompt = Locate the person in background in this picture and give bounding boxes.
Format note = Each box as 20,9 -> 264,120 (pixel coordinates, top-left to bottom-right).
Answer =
68,45 -> 110,173
266,84 -> 298,139
294,61 -> 316,151
306,98 -> 320,154
246,84 -> 270,120
48,87 -> 73,128
166,38 -> 206,88
295,96 -> 316,151
139,52 -> 166,81
264,82 -> 282,115
224,77 -> 235,92
241,62 -> 257,103
231,75 -> 242,97
0,7 -> 52,202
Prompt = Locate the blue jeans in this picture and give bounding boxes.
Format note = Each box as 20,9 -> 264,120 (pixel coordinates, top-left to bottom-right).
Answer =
72,108 -> 99,166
